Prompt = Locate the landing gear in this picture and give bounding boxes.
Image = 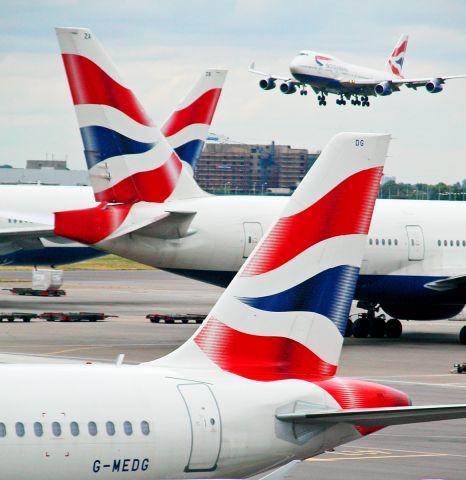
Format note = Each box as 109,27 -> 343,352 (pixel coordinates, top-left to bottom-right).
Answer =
386,318 -> 402,338
317,93 -> 327,106
460,325 -> 466,345
350,95 -> 370,107
300,88 -> 308,96
336,95 -> 346,106
348,303 -> 402,339
344,319 -> 353,338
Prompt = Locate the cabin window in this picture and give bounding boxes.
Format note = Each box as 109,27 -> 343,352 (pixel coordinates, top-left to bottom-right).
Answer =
463,240 -> 466,247
34,422 -> 43,437
0,423 -> 6,437
70,421 -> 79,436
444,240 -> 447,246
456,240 -> 460,247
141,421 -> 150,436
123,421 -> 133,436
106,421 -> 115,436
88,421 -> 98,436
52,422 -> 61,437
15,422 -> 25,437
450,240 -> 454,247
381,239 -> 385,246
388,239 -> 392,246
369,238 -> 373,245
375,239 -> 379,245
438,240 -> 441,246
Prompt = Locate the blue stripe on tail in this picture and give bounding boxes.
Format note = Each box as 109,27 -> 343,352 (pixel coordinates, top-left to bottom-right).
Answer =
238,265 -> 360,335
80,126 -> 156,169
174,140 -> 204,169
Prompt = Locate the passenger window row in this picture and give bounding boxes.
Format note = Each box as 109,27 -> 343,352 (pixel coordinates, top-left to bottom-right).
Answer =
368,238 -> 398,246
437,240 -> 466,247
0,420 -> 150,438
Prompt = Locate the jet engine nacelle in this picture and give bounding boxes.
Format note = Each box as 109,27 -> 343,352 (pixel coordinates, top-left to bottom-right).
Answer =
380,303 -> 464,321
425,78 -> 443,93
259,78 -> 276,90
375,81 -> 392,96
280,82 -> 297,94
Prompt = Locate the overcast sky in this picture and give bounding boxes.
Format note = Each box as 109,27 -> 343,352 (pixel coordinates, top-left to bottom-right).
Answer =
1,0 -> 465,183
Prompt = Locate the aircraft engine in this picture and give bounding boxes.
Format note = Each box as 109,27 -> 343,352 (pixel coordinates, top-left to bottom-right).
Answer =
380,303 -> 464,321
426,78 -> 443,93
259,78 -> 276,90
374,81 -> 392,96
280,82 -> 297,94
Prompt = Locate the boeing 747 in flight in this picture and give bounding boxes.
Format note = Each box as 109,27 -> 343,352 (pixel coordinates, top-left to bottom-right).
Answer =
249,35 -> 466,106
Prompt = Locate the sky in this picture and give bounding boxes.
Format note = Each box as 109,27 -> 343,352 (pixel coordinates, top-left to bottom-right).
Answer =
0,0 -> 465,184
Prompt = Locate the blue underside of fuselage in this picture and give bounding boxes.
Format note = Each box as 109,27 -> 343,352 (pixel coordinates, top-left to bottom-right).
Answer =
0,247 -> 104,267
292,73 -> 343,92
163,268 -> 466,305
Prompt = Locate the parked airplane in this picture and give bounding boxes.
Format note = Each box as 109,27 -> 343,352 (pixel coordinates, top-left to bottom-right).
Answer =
0,59 -> 226,266
47,27 -> 465,343
2,130 -> 466,480
249,34 -> 466,106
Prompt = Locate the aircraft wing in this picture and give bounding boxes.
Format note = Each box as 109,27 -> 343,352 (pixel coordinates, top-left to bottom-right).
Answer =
276,404 -> 466,427
424,274 -> 466,292
248,62 -> 293,82
391,74 -> 466,89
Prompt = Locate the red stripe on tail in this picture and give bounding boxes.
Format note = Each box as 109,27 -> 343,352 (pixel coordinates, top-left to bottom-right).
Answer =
242,166 -> 383,277
94,152 -> 182,203
62,54 -> 153,127
194,317 -> 337,381
161,88 -> 222,137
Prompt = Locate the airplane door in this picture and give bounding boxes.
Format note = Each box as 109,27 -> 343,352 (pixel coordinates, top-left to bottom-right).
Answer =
178,383 -> 222,472
406,225 -> 425,261
243,222 -> 263,258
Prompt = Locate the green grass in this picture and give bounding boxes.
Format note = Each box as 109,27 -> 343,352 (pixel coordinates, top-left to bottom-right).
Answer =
0,255 -> 153,271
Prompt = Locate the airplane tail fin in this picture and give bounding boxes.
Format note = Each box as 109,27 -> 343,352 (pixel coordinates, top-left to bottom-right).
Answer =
151,132 -> 390,380
161,69 -> 226,172
386,34 -> 409,78
55,27 -> 212,204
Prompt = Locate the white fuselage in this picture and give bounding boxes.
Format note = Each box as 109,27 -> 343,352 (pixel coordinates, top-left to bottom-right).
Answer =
0,363 -> 354,480
289,50 -> 396,94
0,185 -> 465,292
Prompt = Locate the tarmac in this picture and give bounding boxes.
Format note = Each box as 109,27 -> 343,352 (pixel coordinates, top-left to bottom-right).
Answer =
0,268 -> 465,479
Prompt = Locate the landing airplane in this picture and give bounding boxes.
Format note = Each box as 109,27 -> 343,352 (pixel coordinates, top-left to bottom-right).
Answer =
0,61 -> 227,266
2,129 -> 466,480
249,34 -> 466,106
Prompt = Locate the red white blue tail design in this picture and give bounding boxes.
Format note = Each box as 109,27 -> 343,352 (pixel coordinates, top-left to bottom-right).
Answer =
161,69 -> 226,171
56,27 -> 217,204
154,133 -> 390,380
387,34 -> 409,78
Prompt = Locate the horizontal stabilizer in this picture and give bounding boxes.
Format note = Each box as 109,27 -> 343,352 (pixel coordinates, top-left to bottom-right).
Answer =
135,211 -> 196,239
424,274 -> 466,292
0,226 -> 54,239
276,404 -> 466,427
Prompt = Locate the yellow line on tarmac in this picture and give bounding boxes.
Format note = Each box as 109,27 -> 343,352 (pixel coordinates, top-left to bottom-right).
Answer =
47,346 -> 95,355
307,453 -> 448,462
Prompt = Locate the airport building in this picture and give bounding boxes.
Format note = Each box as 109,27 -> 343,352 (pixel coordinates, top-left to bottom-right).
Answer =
194,142 -> 320,194
0,159 -> 89,186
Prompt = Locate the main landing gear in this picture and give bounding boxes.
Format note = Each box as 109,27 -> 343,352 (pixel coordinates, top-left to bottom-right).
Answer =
350,95 -> 370,107
317,93 -> 327,106
345,303 -> 402,339
336,95 -> 346,106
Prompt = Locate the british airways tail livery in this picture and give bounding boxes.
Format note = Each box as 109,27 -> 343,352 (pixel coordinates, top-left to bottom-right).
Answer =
386,34 -> 409,77
2,132 -> 466,480
56,27 -> 225,204
154,132 -> 386,376
249,34 -> 466,106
